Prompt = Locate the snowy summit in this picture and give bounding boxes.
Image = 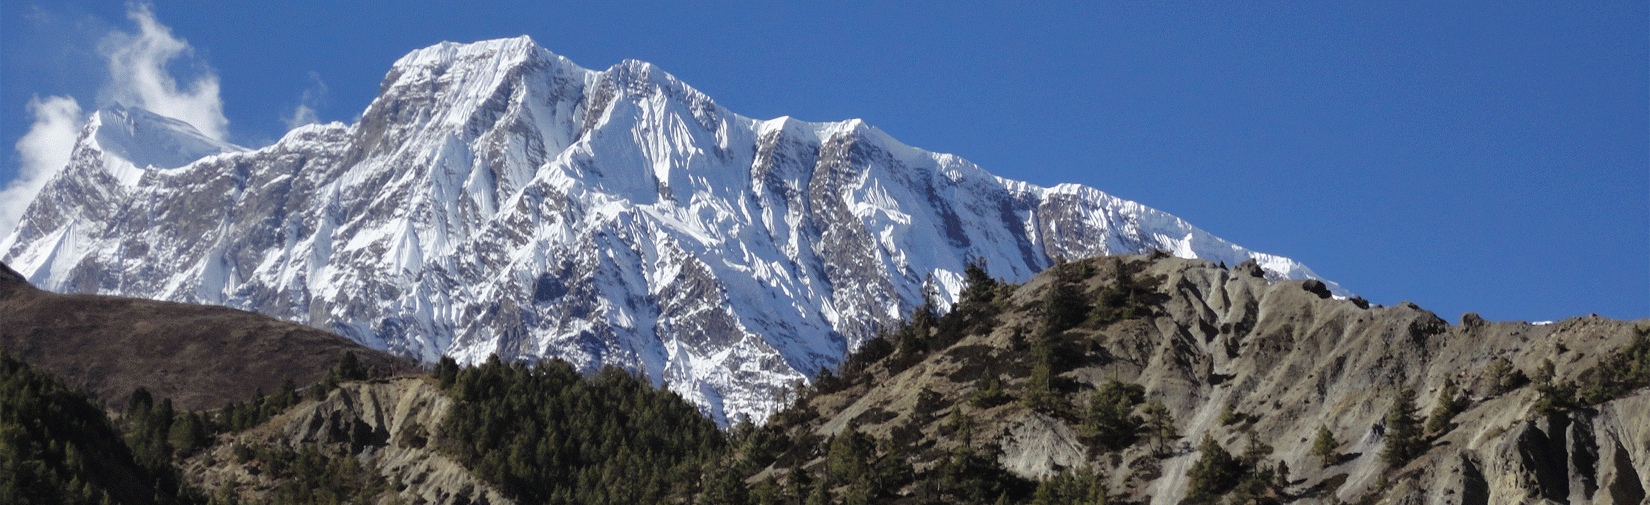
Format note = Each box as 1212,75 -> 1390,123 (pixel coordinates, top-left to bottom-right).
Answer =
1,37 -> 1345,423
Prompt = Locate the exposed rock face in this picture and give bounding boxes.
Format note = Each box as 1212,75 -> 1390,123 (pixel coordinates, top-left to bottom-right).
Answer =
777,254 -> 1649,504
1,37 -> 1345,424
185,378 -> 512,505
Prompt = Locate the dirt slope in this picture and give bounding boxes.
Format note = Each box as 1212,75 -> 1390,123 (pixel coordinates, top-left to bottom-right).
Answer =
768,254 -> 1649,504
0,261 -> 408,410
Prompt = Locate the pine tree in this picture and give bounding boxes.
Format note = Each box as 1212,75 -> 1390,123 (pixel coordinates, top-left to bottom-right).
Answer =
1185,435 -> 1243,504
1381,388 -> 1425,468
960,258 -> 1000,307
1426,379 -> 1461,434
1311,425 -> 1338,465
1080,380 -> 1144,449
1141,398 -> 1177,455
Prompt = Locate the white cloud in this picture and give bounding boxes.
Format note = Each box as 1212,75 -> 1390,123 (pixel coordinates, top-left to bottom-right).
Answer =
0,96 -> 85,238
283,72 -> 330,130
97,2 -> 228,140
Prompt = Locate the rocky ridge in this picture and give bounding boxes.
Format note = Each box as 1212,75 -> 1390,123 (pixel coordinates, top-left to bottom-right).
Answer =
757,253 -> 1649,504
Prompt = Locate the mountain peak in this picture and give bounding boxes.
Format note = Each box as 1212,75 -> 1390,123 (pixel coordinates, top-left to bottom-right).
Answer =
83,104 -> 243,184
388,35 -> 556,75
4,40 -> 1350,424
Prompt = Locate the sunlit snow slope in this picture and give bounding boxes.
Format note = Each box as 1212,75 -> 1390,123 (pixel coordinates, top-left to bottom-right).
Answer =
1,37 -> 1345,423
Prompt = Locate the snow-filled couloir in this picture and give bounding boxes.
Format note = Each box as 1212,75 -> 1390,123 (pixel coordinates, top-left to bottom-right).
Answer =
1,36 -> 1347,424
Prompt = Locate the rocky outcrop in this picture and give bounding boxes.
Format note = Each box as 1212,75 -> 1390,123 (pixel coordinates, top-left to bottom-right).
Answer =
185,378 -> 512,505
776,254 -> 1649,504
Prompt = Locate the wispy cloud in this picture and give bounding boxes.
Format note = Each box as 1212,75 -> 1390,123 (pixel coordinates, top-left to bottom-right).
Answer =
283,71 -> 330,130
97,2 -> 228,140
2,2 -> 232,239
0,96 -> 85,237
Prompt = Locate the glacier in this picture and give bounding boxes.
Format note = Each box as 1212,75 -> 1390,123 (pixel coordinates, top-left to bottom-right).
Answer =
1,36 -> 1346,424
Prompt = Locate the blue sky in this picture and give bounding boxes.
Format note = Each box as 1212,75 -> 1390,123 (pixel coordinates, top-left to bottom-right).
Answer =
2,1 -> 1645,322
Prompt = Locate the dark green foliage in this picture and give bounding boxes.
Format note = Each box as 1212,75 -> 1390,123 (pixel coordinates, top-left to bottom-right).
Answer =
1030,467 -> 1111,505
1311,425 -> 1339,464
702,462 -> 752,505
435,355 -> 460,390
1184,436 -> 1245,504
1020,329 -> 1067,413
1185,434 -> 1283,505
333,351 -> 368,381
436,357 -> 726,505
1530,357 -> 1584,415
125,390 -> 176,471
1219,402 -> 1242,426
968,373 -> 1011,409
945,408 -> 977,443
926,446 -> 1033,503
837,335 -> 893,380
1218,401 -> 1258,427
1426,380 -> 1463,434
1091,257 -> 1152,325
959,259 -> 1002,308
215,381 -> 302,433
1140,398 -> 1177,455
1486,357 -> 1526,395
306,351 -> 383,401
1041,263 -> 1091,337
1079,380 -> 1144,450
0,352 -> 194,505
826,423 -> 874,485
1381,388 -> 1426,468
228,443 -> 388,504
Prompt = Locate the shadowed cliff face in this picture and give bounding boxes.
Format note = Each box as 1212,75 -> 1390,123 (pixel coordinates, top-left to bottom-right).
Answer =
0,261 -> 408,411
761,254 -> 1649,504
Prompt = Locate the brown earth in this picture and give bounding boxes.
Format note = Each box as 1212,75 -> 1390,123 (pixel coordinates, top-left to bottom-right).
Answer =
0,261 -> 409,411
764,253 -> 1650,504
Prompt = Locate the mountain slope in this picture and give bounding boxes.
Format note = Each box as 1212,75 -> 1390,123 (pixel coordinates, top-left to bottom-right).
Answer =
0,261 -> 407,411
748,254 -> 1649,504
2,36 -> 1344,423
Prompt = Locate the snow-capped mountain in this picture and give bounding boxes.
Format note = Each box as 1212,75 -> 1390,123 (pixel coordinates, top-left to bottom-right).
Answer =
1,36 -> 1345,423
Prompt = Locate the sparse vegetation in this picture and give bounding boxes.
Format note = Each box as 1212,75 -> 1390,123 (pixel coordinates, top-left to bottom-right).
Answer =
1487,357 -> 1526,395
1578,326 -> 1650,405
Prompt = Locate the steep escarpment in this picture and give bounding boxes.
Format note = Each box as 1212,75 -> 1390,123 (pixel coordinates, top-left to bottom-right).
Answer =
742,253 -> 1649,504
